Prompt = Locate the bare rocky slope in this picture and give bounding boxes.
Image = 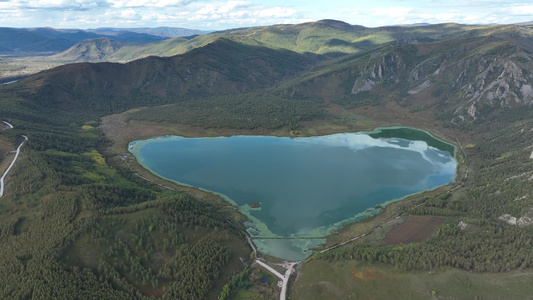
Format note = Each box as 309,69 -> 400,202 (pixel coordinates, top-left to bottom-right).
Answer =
276,33 -> 533,125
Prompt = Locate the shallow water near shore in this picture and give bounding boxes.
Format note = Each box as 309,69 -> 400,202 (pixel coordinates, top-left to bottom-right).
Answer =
129,128 -> 456,260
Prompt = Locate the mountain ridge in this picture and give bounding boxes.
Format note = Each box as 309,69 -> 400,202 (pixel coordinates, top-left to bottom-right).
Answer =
49,38 -> 129,62
44,20 -> 502,63
18,38 -> 322,110
13,23 -> 533,124
89,27 -> 210,38
0,26 -> 206,56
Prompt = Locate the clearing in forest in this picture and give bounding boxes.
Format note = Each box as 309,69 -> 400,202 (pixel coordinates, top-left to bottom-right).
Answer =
383,216 -> 446,245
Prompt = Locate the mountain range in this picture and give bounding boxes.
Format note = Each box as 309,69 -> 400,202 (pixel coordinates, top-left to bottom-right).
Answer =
18,20 -> 533,125
33,20 -> 520,61
0,26 -> 208,56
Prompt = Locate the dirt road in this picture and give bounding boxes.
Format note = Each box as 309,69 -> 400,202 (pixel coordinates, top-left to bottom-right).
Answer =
0,135 -> 27,198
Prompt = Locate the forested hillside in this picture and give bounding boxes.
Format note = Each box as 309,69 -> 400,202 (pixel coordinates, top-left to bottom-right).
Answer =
0,89 -> 253,298
2,20 -> 533,299
19,38 -> 322,108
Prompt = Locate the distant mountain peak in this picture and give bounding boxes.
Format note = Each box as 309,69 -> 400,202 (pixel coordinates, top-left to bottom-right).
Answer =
90,27 -> 210,38
49,37 -> 127,62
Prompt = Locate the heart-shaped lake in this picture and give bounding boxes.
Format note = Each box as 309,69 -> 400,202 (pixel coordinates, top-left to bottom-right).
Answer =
129,127 -> 456,260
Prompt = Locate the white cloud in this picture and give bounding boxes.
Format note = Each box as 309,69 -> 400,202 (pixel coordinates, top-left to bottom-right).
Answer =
0,0 -> 111,11
256,7 -> 297,18
372,6 -> 413,19
0,0 -> 195,10
187,1 -> 302,27
120,7 -> 136,18
111,0 -> 194,8
434,13 -> 459,21
508,4 -> 533,15
196,1 -> 251,15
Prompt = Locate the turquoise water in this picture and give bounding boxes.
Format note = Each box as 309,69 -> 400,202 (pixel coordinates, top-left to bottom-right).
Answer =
129,130 -> 456,260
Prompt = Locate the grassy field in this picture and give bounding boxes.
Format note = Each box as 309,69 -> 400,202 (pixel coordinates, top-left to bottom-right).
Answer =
0,56 -> 65,82
291,260 -> 533,299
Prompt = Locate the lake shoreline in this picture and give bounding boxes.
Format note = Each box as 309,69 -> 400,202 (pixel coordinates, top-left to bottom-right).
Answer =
127,129 -> 457,260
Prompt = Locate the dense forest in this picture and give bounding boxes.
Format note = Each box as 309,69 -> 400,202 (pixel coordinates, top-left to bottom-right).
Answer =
0,90 -> 252,299
130,92 -> 326,130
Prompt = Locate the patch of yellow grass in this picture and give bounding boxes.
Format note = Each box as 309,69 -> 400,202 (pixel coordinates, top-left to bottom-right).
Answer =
85,150 -> 106,166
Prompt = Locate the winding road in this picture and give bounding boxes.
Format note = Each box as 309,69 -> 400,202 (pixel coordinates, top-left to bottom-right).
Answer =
280,262 -> 298,300
255,260 -> 284,279
0,121 -> 27,198
2,121 -> 14,129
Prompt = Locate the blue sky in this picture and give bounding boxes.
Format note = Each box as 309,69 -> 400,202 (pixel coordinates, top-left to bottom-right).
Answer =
0,0 -> 531,29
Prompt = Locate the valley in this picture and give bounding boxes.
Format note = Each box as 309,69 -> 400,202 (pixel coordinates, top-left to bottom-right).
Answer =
1,20 -> 533,299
